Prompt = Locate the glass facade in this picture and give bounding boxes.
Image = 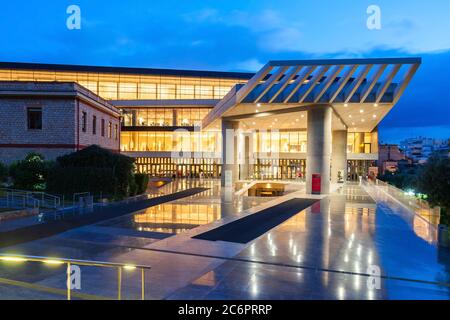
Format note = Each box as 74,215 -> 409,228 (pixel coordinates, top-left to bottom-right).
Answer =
135,157 -> 221,178
121,107 -> 211,127
253,131 -> 308,153
121,131 -> 220,153
0,69 -> 246,100
253,159 -> 306,180
347,132 -> 377,154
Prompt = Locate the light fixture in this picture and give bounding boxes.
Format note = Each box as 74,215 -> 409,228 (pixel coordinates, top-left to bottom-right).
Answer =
348,115 -> 352,118
255,110 -> 259,113
43,259 -> 64,265
256,103 -> 261,107
123,265 -> 136,271
295,119 -> 299,122
372,114 -> 377,118
301,114 -> 304,118
373,103 -> 378,107
0,256 -> 27,262
360,109 -> 364,113
344,103 -> 348,107
361,119 -> 365,122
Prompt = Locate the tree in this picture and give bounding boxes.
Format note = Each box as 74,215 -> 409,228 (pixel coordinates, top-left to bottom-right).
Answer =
379,166 -> 420,191
9,153 -> 52,190
416,155 -> 450,226
46,145 -> 137,198
0,162 -> 8,183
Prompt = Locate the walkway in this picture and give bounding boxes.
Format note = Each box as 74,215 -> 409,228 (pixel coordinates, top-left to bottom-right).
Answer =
0,181 -> 448,300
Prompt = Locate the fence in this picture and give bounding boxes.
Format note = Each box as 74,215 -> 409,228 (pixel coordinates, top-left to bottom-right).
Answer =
0,254 -> 151,300
371,179 -> 441,225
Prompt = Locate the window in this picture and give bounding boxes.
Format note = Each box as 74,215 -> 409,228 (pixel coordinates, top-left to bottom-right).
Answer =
101,119 -> 105,137
92,115 -> 97,135
114,124 -> 118,140
108,121 -> 112,138
27,107 -> 42,129
81,111 -> 87,132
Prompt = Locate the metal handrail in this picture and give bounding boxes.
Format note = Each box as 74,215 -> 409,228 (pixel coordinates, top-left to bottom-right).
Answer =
1,188 -> 61,209
0,254 -> 151,300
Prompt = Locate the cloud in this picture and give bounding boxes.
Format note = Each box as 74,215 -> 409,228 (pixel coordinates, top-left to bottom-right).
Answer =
260,27 -> 303,52
181,6 -> 450,55
224,58 -> 265,72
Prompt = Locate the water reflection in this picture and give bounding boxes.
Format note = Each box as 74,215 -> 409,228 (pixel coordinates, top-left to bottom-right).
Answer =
133,203 -> 221,233
101,179 -> 273,234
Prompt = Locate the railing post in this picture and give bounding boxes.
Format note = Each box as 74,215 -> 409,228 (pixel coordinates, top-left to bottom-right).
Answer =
67,262 -> 71,300
141,268 -> 145,300
117,267 -> 122,300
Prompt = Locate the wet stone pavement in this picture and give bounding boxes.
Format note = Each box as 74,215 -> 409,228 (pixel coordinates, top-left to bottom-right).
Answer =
0,181 -> 448,300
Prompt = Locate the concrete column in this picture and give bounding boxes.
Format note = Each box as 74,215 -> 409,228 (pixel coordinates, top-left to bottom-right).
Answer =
220,187 -> 235,218
238,132 -> 251,180
331,130 -> 348,183
221,119 -> 238,187
306,105 -> 332,194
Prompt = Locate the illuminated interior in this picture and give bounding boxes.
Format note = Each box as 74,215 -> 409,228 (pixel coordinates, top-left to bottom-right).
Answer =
0,69 -> 246,100
121,131 -> 220,152
121,107 -> 211,127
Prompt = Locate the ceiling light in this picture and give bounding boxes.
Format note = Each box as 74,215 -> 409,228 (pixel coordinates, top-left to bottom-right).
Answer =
295,119 -> 299,122
255,110 -> 259,113
344,103 -> 348,107
348,115 -> 352,118
301,114 -> 304,118
373,103 -> 378,107
360,109 -> 364,113
361,119 -> 365,122
252,122 -> 256,125
372,114 -> 377,118
256,103 -> 261,107
274,118 -> 278,122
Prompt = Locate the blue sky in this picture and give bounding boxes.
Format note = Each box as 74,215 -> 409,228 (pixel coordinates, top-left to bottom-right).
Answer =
0,0 -> 449,143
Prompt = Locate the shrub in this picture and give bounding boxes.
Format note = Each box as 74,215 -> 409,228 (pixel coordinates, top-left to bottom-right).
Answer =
47,145 -> 136,199
134,173 -> 149,195
9,153 -> 53,190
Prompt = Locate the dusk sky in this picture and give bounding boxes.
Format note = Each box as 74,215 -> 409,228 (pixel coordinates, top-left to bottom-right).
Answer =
0,0 -> 449,143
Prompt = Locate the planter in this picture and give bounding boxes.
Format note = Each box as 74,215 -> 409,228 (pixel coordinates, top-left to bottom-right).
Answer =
0,208 -> 39,222
438,224 -> 450,248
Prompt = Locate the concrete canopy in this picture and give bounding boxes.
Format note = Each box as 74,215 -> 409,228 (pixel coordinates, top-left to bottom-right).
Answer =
202,57 -> 421,132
